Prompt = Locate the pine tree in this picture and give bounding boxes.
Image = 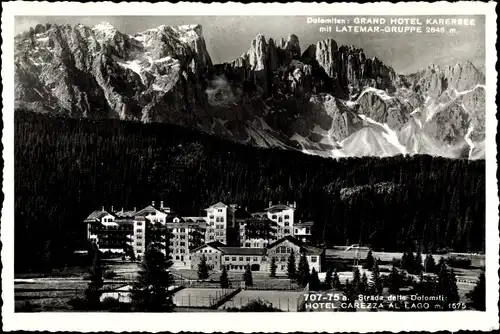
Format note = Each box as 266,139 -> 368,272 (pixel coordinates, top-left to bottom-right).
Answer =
197,255 -> 210,280
84,243 -> 103,309
363,249 -> 375,270
332,269 -> 341,290
388,266 -> 401,294
401,252 -> 408,270
297,252 -> 310,287
243,264 -> 253,287
467,271 -> 485,310
424,253 -> 436,273
309,267 -> 320,291
287,250 -> 296,279
131,245 -> 174,312
325,268 -> 333,287
414,247 -> 423,274
360,272 -> 369,294
269,257 -> 277,278
438,261 -> 459,307
371,260 -> 383,294
220,267 -> 229,288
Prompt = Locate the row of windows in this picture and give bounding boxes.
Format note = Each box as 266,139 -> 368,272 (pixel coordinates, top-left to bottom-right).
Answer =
275,246 -> 292,254
295,228 -> 311,234
102,218 -> 114,223
244,242 -> 268,247
225,256 -> 260,262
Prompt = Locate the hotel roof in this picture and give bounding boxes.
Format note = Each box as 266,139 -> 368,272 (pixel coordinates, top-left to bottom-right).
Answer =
84,210 -> 111,222
265,204 -> 294,212
204,202 -> 228,210
218,247 -> 267,256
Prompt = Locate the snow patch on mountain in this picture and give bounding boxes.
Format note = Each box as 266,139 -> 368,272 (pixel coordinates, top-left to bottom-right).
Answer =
358,115 -> 407,154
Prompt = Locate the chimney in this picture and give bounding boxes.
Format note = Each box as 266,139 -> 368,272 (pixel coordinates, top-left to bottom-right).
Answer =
269,201 -> 272,208
101,206 -> 104,212
152,200 -> 155,207
293,201 -> 297,209
121,207 -> 124,213
160,200 -> 164,209
133,207 -> 136,212
111,205 -> 114,212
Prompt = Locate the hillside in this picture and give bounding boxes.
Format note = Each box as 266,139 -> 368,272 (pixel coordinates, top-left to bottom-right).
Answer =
15,111 -> 485,272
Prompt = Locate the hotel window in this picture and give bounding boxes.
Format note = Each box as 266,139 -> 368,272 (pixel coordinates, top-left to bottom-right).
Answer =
295,229 -> 299,234
218,209 -> 223,213
180,228 -> 185,233
137,222 -> 143,226
281,256 -> 286,262
239,257 -> 243,261
272,215 -> 277,219
136,242 -> 143,247
209,215 -> 214,219
225,256 -> 230,261
278,217 -> 283,222
245,243 -> 251,247
180,249 -> 186,253
284,215 -> 289,219
284,222 -> 289,226
310,256 -> 317,262
253,257 -> 258,262
232,257 -> 236,261
136,235 -> 143,240
284,229 -> 289,234
176,255 -> 179,260
246,257 -> 250,262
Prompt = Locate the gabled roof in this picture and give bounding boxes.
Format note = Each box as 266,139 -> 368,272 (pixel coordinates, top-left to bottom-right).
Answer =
267,235 -> 303,249
135,205 -> 171,217
84,210 -> 111,222
265,204 -> 294,212
205,202 -> 227,210
114,210 -> 137,218
266,236 -> 324,255
191,241 -> 226,253
218,247 -> 267,256
165,215 -> 185,223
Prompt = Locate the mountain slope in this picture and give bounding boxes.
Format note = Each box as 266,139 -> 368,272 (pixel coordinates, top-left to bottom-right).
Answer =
14,22 -> 486,159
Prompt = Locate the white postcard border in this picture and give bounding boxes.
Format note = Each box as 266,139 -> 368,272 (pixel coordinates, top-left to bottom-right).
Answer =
2,1 -> 498,332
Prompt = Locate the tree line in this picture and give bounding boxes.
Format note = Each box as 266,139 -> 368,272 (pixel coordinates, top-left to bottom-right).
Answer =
15,110 -> 485,272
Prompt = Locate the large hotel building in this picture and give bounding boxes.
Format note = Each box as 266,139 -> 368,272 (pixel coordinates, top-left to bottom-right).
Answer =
85,200 -> 318,270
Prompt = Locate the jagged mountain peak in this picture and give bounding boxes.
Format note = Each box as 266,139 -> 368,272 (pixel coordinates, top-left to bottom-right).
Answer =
14,22 -> 485,160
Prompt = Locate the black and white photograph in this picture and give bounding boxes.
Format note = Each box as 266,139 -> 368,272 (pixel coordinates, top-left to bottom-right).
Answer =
2,1 -> 498,332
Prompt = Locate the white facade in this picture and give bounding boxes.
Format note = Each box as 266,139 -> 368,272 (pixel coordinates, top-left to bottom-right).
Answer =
205,202 -> 228,244
133,204 -> 168,259
266,202 -> 295,240
294,222 -> 313,243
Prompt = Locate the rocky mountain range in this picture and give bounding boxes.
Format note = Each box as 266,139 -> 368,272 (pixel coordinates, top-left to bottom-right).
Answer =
14,22 -> 486,159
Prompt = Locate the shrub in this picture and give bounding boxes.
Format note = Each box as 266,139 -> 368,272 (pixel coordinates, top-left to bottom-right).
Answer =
225,298 -> 282,312
101,297 -> 120,309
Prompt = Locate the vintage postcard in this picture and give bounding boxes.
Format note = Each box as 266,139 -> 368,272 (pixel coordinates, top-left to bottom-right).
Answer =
2,1 -> 498,332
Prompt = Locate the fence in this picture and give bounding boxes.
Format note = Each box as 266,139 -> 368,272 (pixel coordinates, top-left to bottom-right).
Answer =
173,288 -> 237,308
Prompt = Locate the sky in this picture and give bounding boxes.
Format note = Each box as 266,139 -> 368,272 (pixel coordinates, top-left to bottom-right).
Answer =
15,15 -> 485,74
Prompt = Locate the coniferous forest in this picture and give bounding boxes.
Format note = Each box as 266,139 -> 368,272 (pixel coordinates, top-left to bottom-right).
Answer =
15,110 -> 485,273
